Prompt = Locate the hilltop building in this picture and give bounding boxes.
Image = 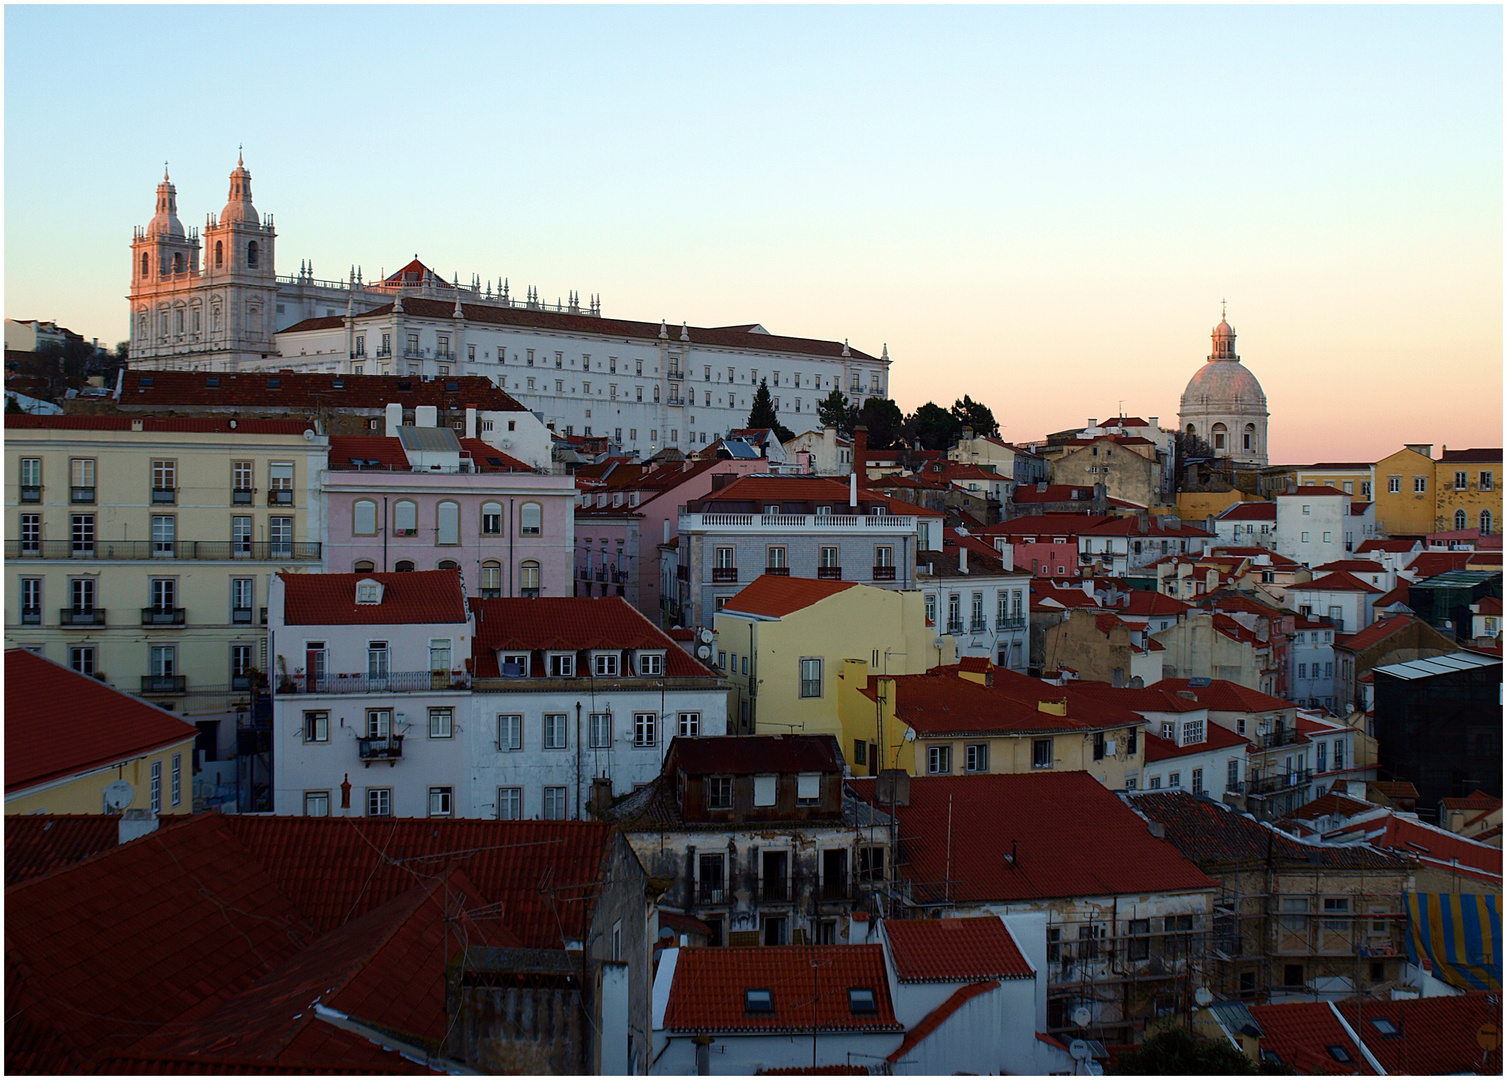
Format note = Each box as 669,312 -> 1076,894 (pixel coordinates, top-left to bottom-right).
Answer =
1178,310 -> 1269,469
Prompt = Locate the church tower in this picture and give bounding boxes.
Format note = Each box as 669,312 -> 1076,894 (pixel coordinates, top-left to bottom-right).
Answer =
1177,308 -> 1270,468
129,167 -> 202,366
201,154 -> 278,368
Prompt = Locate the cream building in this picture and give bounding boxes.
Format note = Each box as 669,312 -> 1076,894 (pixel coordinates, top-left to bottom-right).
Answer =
6,416 -> 327,761
1178,310 -> 1270,468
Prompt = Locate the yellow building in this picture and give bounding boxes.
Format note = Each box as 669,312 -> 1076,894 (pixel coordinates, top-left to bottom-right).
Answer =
1434,448 -> 1502,537
836,660 -> 1144,789
6,416 -> 327,760
1294,461 -> 1375,500
1372,445 -> 1437,536
6,648 -> 198,815
713,574 -> 952,738
1176,489 -> 1251,523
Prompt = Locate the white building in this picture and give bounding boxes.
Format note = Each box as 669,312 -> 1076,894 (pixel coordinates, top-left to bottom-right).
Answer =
1212,500 -> 1276,548
1275,486 -> 1349,569
917,545 -> 1031,672
1290,615 -> 1340,711
1287,571 -> 1382,637
1178,311 -> 1270,468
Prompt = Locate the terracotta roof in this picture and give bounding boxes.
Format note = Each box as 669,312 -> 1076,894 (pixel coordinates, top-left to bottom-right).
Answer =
720,574 -> 859,617
1011,484 -> 1101,504
1357,539 -> 1419,554
1297,571 -> 1384,594
470,596 -> 712,677
1441,789 -> 1502,811
848,772 -> 1215,904
885,980 -> 1000,1063
1279,486 -> 1349,497
5,650 -> 199,794
1314,560 -> 1389,575
670,734 -> 841,776
1116,590 -> 1192,617
4,814 -> 124,886
1333,614 -> 1422,653
1406,551 -> 1475,577
1369,780 -> 1419,800
1337,992 -> 1502,1075
1370,583 -> 1413,610
116,370 -> 530,412
871,669 -> 1142,736
695,474 -> 942,517
1438,447 -> 1503,463
883,917 -> 1033,982
1478,596 -> 1503,615
5,415 -> 310,435
1217,501 -> 1277,520
981,512 -> 1111,537
90,1053 -> 431,1074
1283,790 -> 1375,820
278,570 -> 468,626
1142,722 -> 1252,763
662,946 -> 902,1033
1330,811 -> 1501,884
1153,678 -> 1296,713
1246,1001 -> 1376,1074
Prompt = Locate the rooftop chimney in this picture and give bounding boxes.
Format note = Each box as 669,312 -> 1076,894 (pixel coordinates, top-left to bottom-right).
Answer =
850,471 -> 858,508
959,544 -> 967,574
465,405 -> 477,440
118,808 -> 158,846
415,404 -> 439,428
876,769 -> 910,807
384,401 -> 403,436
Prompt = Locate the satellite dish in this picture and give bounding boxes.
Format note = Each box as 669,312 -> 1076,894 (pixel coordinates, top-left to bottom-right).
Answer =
933,638 -> 946,651
1069,1039 -> 1091,1062
1072,1005 -> 1092,1028
699,628 -> 714,644
696,645 -> 712,659
1194,987 -> 1214,1007
103,779 -> 134,811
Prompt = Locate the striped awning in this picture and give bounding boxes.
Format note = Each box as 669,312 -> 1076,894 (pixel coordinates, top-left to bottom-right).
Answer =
1405,892 -> 1501,992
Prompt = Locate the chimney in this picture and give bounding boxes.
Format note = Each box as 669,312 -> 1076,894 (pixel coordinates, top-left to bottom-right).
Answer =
1148,821 -> 1166,839
588,777 -> 614,816
385,401 -> 403,436
1088,418 -> 1098,430
464,405 -> 477,439
663,517 -> 671,545
415,404 -> 439,428
118,808 -> 158,845
850,471 -> 858,508
876,769 -> 910,807
1148,416 -> 1158,429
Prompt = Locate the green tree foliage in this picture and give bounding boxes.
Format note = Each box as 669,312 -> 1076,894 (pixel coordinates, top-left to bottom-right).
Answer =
1112,1027 -> 1294,1075
907,402 -> 958,450
817,387 -> 857,435
746,378 -> 794,443
950,394 -> 999,439
855,397 -> 906,449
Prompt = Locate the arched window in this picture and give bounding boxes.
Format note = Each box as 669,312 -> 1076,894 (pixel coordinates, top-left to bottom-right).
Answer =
353,499 -> 378,535
1211,423 -> 1227,450
480,560 -> 502,597
214,240 -> 223,267
247,241 -> 259,268
520,560 -> 541,596
1185,423 -> 1196,438
172,252 -> 184,273
437,559 -> 459,570
140,253 -> 149,278
1456,509 -> 1468,531
481,501 -> 503,535
212,306 -> 222,333
519,501 -> 542,536
394,559 -> 415,572
1482,509 -> 1493,536
436,500 -> 460,545
353,559 -> 376,573
393,499 -> 418,536
1243,424 -> 1256,452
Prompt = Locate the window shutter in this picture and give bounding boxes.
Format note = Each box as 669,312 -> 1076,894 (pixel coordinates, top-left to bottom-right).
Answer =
796,773 -> 820,801
753,774 -> 777,806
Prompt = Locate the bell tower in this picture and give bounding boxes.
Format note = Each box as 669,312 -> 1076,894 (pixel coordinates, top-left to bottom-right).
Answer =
201,152 -> 278,368
129,166 -> 203,366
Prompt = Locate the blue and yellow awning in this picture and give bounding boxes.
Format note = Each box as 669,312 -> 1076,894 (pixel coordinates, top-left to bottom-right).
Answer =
1405,892 -> 1501,992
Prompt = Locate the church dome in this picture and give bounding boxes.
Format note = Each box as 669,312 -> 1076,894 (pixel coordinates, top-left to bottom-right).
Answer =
147,169 -> 185,238
1213,317 -> 1235,339
220,155 -> 259,226
1180,357 -> 1266,411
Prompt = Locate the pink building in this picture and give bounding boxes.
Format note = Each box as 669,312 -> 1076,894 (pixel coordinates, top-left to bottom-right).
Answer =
323,427 -> 577,598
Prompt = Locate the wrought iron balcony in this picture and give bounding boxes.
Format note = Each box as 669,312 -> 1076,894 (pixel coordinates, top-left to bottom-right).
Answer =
765,565 -> 790,576
817,566 -> 843,580
996,616 -> 1028,631
141,607 -> 186,626
357,734 -> 404,764
267,489 -> 294,506
60,608 -> 106,626
231,607 -> 254,625
819,877 -> 853,902
756,877 -> 792,903
20,607 -> 41,625
1246,769 -> 1313,796
140,674 -> 186,694
71,486 -> 95,504
151,488 -> 177,505
872,565 -> 896,581
281,670 -> 469,694
667,368 -> 684,380
231,673 -> 253,691
19,485 -> 41,503
696,883 -> 729,905
4,540 -> 321,562
946,619 -> 965,635
232,488 -> 255,504
970,619 -> 989,634
1255,729 -> 1304,750
711,566 -> 739,583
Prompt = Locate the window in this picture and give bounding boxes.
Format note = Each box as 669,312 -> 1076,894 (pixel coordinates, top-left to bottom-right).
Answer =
543,786 -> 568,820
1182,719 -> 1204,744
19,457 -> 41,499
619,710 -> 655,748
640,652 -> 665,676
151,459 -> 176,501
269,462 -> 293,501
927,745 -> 952,774
151,515 -> 176,556
481,501 -> 502,535
367,788 -> 391,817
925,593 -> 936,624
393,499 -> 418,536
965,743 -> 989,772
70,576 -> 96,614
744,989 -> 774,1014
69,513 -> 96,555
365,709 -> 391,739
71,457 -> 96,501
304,791 -> 330,817
479,560 -> 502,597
1333,739 -> 1345,770
547,651 -> 574,677
796,772 -> 820,804
1481,471 -> 1495,491
706,775 -> 734,809
428,707 -> 453,739
269,516 -> 293,557
150,760 -> 162,811
353,499 -> 378,535
1032,738 -> 1052,769
20,577 -> 42,623
1301,531 -> 1310,543
594,652 -> 621,677
678,711 -> 700,737
588,711 -> 612,748
428,786 -> 453,817
1169,771 -> 1181,788
1148,776 -> 1161,789
799,657 -> 822,697
69,645 -> 96,676
519,501 -> 542,536
1413,475 -> 1427,493
1456,509 -> 1469,530
520,560 -> 541,595
819,545 -> 839,569
20,513 -> 40,553
544,713 -> 568,749
752,774 -> 777,807
303,710 -> 330,743
1227,758 -> 1240,788
1047,927 -> 1062,963
436,500 -> 460,545
1192,767 -> 1204,794
149,577 -> 177,614
848,988 -> 877,1014
1128,919 -> 1151,961
1482,509 -> 1493,536
497,787 -> 522,819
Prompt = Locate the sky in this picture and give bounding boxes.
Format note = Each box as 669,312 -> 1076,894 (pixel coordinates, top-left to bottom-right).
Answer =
5,5 -> 1501,464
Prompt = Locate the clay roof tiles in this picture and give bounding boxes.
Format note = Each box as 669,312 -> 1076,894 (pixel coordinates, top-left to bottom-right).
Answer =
1246,1001 -> 1377,1074
1438,447 -> 1503,463
469,596 -> 713,677
1141,723 -> 1252,763
278,570 -> 468,626
670,733 -> 842,776
1337,992 -> 1502,1075
4,814 -> 123,885
1154,678 -> 1297,713
883,916 -> 1033,982
1297,571 -> 1384,594
720,574 -> 860,617
1333,614 -> 1422,653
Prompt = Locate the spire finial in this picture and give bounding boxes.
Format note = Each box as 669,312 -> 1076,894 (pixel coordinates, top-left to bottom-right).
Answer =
237,143 -> 243,167
1221,297 -> 1227,319
163,161 -> 170,181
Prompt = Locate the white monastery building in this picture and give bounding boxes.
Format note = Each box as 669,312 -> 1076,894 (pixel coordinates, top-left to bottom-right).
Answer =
129,159 -> 892,461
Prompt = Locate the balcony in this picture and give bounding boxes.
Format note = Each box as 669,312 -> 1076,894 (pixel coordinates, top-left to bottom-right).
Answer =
667,395 -> 684,407
1255,728 -> 1304,750
970,619 -> 989,634
231,606 -> 254,625
404,347 -> 424,359
232,488 -> 254,505
817,567 -> 843,580
819,877 -> 853,903
280,670 -> 470,695
231,673 -> 253,691
595,567 -> 608,582
4,540 -> 321,562
60,608 -> 106,626
141,607 -> 186,626
765,565 -> 790,576
996,616 -> 1028,631
712,566 -> 739,583
872,565 -> 896,581
946,620 -> 964,635
20,607 -> 41,625
151,488 -> 177,505
696,883 -> 729,905
374,348 -> 393,358
357,734 -> 404,765
140,674 -> 186,694
667,368 -> 684,380
756,877 -> 792,903
1246,769 -> 1313,796
20,485 -> 41,503
267,489 -> 294,506
71,486 -> 96,504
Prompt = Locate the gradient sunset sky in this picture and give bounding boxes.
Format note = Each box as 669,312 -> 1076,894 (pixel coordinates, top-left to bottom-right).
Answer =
5,5 -> 1500,463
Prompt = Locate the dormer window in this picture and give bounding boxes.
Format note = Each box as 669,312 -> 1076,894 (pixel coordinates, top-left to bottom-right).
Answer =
499,652 -> 529,677
1181,719 -> 1205,745
848,988 -> 877,1014
638,651 -> 665,676
592,652 -> 620,677
355,578 -> 384,605
744,989 -> 774,1014
548,652 -> 576,678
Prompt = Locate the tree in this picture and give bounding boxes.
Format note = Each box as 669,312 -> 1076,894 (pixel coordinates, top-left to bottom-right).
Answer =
855,397 -> 906,449
817,387 -> 857,435
907,401 -> 959,451
1112,1027 -> 1294,1075
746,378 -> 794,443
950,394 -> 999,439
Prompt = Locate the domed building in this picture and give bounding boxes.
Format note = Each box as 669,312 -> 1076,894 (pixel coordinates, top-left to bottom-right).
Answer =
1178,310 -> 1268,467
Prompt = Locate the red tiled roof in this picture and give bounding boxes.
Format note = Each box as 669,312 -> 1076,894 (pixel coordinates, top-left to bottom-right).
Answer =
116,370 -> 530,412
1405,551 -> 1474,577
1217,501 -> 1277,520
278,570 -> 468,626
90,1053 -> 433,1074
5,414 -> 310,434
1370,583 -> 1412,610
4,814 -> 123,886
1438,447 -> 1503,463
1477,595 -> 1503,615
886,980 -> 999,1063
1337,992 -> 1502,1075
868,670 -> 1140,736
662,946 -> 901,1033
470,596 -> 713,677
327,434 -> 411,469
981,512 -> 1111,537
670,734 -> 841,776
1330,812 -> 1501,884
5,650 -> 199,794
1116,590 -> 1193,617
1283,791 -> 1375,820
883,917 -> 1033,982
1441,789 -> 1501,811
848,772 -> 1215,904
1333,614 -> 1421,653
1357,539 -> 1419,554
1297,571 -> 1384,594
1010,483 -> 1100,504
696,474 -> 942,517
1278,486 -> 1349,497
1154,678 -> 1296,713
1314,560 -> 1388,574
720,574 -> 859,617
1247,1001 -> 1376,1074
1142,722 -> 1252,763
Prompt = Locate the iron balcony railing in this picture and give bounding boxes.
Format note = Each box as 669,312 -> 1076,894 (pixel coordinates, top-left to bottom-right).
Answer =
141,607 -> 186,626
996,616 -> 1028,631
872,565 -> 896,581
232,488 -> 255,504
765,565 -> 790,576
60,608 -> 106,626
711,567 -> 739,583
357,734 -> 404,763
6,540 -> 321,561
1246,769 -> 1313,796
281,671 -> 470,695
946,619 -> 965,635
20,485 -> 41,503
20,607 -> 42,625
71,486 -> 95,503
140,675 -> 186,693
696,882 -> 729,905
817,567 -> 843,580
819,876 -> 854,902
756,877 -> 792,903
970,619 -> 989,633
151,488 -> 177,505
1255,729 -> 1304,750
267,489 -> 294,506
231,607 -> 254,624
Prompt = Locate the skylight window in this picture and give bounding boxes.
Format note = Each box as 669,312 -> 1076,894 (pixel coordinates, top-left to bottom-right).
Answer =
1325,1045 -> 1353,1063
355,579 -> 384,605
1370,1018 -> 1400,1037
848,988 -> 877,1014
744,989 -> 773,1013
